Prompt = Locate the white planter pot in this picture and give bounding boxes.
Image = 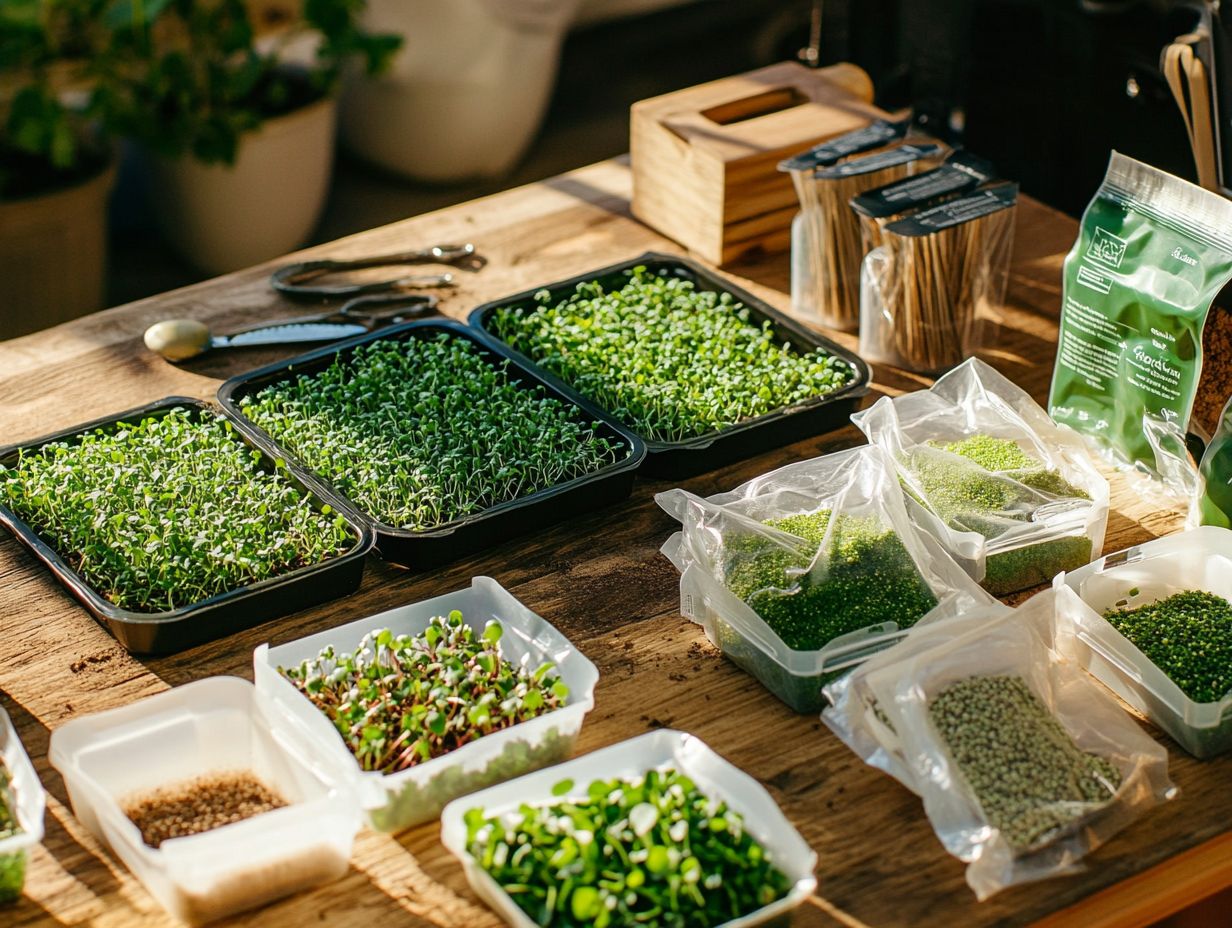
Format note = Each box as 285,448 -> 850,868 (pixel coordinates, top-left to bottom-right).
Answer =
147,95 -> 337,276
0,160 -> 116,340
341,0 -> 579,182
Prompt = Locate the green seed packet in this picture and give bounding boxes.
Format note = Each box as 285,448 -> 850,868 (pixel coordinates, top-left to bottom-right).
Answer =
1048,151 -> 1232,482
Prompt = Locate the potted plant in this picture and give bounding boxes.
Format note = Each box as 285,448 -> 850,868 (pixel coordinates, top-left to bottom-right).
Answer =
0,0 -> 115,339
341,0 -> 577,182
99,0 -> 400,275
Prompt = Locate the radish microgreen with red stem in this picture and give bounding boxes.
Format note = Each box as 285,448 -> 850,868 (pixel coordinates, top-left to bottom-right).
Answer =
280,610 -> 569,773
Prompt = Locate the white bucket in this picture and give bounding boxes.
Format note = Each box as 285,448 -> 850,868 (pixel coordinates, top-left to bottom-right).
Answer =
341,0 -> 581,182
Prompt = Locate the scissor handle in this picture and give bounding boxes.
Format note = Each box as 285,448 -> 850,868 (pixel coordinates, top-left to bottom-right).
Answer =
270,244 -> 477,300
337,292 -> 440,324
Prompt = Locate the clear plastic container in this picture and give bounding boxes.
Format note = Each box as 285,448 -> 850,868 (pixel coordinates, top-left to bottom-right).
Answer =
854,358 -> 1110,596
254,576 -> 599,832
1054,525 -> 1232,758
439,729 -> 818,928
47,677 -> 359,925
0,706 -> 45,905
658,446 -> 994,714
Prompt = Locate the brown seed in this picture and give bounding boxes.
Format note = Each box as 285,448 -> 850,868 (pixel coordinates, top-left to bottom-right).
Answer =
123,771 -> 287,848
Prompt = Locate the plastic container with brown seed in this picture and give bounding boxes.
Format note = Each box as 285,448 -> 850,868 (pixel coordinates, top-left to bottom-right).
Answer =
48,677 -> 360,926
124,772 -> 287,848
789,143 -> 943,331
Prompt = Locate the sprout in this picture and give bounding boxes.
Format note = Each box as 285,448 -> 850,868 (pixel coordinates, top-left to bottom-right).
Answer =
237,333 -> 626,531
489,266 -> 855,442
464,767 -> 792,927
279,614 -> 568,774
0,408 -> 352,612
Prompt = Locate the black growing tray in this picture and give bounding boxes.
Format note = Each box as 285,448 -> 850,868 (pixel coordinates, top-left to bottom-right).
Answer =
217,320 -> 646,568
0,398 -> 373,655
468,252 -> 872,476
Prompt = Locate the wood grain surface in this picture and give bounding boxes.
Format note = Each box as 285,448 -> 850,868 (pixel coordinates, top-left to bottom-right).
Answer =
0,158 -> 1227,928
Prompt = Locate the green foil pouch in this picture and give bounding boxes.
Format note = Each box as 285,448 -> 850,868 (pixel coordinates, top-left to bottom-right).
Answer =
1049,151 -> 1232,483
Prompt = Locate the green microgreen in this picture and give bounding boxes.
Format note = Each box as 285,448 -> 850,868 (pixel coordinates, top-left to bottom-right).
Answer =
280,610 -> 569,775
0,757 -> 26,905
463,767 -> 792,927
0,760 -> 18,843
237,333 -> 626,531
901,435 -> 1093,593
931,675 -> 1122,852
0,408 -> 354,612
721,509 -> 937,651
1103,590 -> 1232,704
488,266 -> 856,442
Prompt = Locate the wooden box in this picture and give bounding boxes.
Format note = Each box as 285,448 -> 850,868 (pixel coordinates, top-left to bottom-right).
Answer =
631,61 -> 883,267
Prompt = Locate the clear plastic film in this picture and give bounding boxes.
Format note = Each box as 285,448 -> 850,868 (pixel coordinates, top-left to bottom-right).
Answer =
866,590 -> 1176,900
656,445 -> 992,713
858,183 -> 1017,373
854,357 -> 1110,595
789,144 -> 942,331
821,601 -> 1013,793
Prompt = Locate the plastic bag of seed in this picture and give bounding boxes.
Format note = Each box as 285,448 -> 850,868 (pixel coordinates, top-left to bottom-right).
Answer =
655,445 -> 993,714
821,601 -> 1014,793
854,357 -> 1110,595
868,589 -> 1176,899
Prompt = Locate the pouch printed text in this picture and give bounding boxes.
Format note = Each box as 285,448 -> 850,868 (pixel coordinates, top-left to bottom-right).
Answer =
1048,151 -> 1232,479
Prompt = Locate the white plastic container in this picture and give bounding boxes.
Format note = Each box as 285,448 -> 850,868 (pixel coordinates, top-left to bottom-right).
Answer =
48,678 -> 359,925
0,706 -> 45,906
1054,525 -> 1232,758
439,729 -> 818,928
254,576 -> 599,833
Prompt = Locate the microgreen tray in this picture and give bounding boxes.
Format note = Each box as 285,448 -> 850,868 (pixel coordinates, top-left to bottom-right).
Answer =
217,320 -> 646,569
469,252 -> 872,477
0,398 -> 373,655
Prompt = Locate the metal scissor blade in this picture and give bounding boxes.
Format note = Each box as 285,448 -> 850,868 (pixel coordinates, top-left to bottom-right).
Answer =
214,322 -> 369,348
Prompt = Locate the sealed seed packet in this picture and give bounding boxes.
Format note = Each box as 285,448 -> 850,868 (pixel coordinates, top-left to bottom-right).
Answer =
1049,151 -> 1232,486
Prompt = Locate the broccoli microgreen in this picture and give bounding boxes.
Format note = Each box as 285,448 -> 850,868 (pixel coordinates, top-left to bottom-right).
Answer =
238,333 -> 625,531
0,408 -> 354,612
489,267 -> 855,442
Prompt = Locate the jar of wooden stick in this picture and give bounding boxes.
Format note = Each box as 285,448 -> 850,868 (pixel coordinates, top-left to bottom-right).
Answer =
789,143 -> 942,331
859,183 -> 1018,373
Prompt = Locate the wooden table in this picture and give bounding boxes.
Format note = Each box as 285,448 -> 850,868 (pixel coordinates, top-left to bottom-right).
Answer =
1,158 -> 1228,928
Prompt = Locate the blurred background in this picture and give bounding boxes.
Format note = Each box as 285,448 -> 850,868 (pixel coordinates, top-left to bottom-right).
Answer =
0,0 -> 1214,335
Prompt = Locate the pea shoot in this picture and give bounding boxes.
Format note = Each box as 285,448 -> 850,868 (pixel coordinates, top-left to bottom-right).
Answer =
0,408 -> 354,612
238,333 -> 625,531
488,267 -> 855,442
280,611 -> 569,774
464,767 -> 792,927
1103,590 -> 1232,704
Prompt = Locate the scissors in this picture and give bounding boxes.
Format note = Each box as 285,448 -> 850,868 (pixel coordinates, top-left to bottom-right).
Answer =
144,293 -> 440,362
270,243 -> 481,300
